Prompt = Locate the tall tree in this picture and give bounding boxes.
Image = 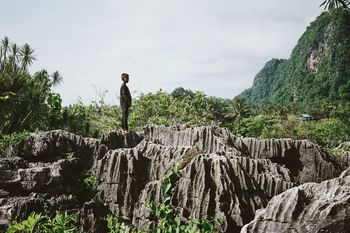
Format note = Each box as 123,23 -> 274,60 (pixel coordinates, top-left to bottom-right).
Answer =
0,37 -> 62,134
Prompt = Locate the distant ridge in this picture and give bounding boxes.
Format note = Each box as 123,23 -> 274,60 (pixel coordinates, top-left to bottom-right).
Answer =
241,9 -> 350,105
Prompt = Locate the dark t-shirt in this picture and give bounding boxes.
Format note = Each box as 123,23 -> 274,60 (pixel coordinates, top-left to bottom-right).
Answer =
120,83 -> 131,108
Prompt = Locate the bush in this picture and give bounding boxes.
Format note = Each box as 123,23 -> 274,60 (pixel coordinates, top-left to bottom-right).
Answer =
231,115 -> 276,138
0,131 -> 31,157
6,212 -> 45,233
308,118 -> 350,147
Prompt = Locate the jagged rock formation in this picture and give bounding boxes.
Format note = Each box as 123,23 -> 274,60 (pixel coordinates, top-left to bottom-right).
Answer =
0,126 -> 348,232
241,167 -> 350,233
0,130 -> 142,232
241,138 -> 339,184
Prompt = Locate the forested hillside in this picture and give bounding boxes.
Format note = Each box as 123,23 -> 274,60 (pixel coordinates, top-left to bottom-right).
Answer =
241,9 -> 350,105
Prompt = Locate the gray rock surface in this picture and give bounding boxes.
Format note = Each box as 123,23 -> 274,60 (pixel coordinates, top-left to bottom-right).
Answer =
240,138 -> 339,183
241,167 -> 350,233
0,125 -> 348,232
0,129 -> 142,232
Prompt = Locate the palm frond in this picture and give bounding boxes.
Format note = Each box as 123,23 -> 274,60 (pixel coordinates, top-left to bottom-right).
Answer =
19,43 -> 36,71
320,0 -> 349,10
51,71 -> 63,86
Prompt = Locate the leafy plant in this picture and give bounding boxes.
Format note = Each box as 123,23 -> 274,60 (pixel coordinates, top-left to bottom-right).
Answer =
6,212 -> 79,233
75,170 -> 97,201
6,212 -> 45,233
106,216 -> 140,233
82,170 -> 96,191
41,212 -> 79,233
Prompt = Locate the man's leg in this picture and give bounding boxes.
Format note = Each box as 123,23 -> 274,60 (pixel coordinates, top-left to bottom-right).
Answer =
124,107 -> 129,131
121,107 -> 129,131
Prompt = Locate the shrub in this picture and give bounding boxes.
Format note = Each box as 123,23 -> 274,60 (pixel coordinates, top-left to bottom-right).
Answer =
6,212 -> 45,233
6,212 -> 79,233
0,131 -> 31,157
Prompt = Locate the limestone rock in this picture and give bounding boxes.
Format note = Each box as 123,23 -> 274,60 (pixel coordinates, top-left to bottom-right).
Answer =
0,130 -> 141,232
241,138 -> 340,183
241,167 -> 350,233
144,125 -> 248,156
77,200 -> 110,233
1,125 -> 348,232
130,153 -> 294,231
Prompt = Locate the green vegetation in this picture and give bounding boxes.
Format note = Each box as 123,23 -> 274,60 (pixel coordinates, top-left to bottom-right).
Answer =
6,212 -> 79,233
0,37 -> 63,135
41,212 -> 79,233
0,131 -> 30,156
6,213 -> 45,233
241,9 -> 350,106
74,170 -> 97,201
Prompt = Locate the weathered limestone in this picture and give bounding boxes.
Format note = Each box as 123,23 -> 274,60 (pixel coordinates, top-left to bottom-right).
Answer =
0,125 -> 348,232
241,138 -> 339,183
241,167 -> 350,233
0,129 -> 141,232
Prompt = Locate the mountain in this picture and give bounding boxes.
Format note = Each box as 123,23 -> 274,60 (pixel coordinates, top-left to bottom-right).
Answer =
241,9 -> 350,104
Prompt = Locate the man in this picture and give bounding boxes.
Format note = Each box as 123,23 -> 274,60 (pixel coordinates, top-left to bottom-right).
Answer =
120,73 -> 131,133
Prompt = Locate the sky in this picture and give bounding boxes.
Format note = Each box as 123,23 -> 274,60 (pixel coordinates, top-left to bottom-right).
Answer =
0,0 -> 323,106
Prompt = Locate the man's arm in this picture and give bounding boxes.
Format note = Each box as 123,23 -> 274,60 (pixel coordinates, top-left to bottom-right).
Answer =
122,94 -> 131,107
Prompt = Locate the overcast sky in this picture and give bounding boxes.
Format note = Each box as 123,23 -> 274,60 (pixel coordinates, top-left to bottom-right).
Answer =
0,0 -> 323,105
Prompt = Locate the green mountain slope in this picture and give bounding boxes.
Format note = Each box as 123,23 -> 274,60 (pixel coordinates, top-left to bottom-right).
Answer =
241,9 -> 350,104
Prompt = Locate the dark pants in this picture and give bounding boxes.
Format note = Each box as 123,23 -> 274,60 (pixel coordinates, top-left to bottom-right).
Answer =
121,107 -> 129,130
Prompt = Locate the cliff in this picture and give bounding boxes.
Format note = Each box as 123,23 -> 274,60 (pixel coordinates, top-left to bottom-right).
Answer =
241,9 -> 350,104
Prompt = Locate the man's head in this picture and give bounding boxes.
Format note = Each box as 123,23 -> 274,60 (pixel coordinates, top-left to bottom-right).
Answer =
121,73 -> 129,83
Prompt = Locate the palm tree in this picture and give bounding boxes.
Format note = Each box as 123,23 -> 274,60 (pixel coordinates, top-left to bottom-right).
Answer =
320,0 -> 349,10
0,36 -> 10,70
19,43 -> 36,72
272,104 -> 290,123
51,71 -> 63,86
225,97 -> 251,123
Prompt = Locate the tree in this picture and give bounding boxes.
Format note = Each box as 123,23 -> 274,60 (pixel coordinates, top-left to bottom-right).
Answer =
171,87 -> 195,100
0,37 -> 62,134
320,0 -> 349,10
224,97 -> 251,123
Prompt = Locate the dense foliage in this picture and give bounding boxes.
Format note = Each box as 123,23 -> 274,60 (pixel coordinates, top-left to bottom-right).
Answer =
241,9 -> 350,106
0,37 -> 63,134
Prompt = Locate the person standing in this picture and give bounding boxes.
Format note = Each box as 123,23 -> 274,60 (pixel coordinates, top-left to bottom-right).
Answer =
120,73 -> 131,132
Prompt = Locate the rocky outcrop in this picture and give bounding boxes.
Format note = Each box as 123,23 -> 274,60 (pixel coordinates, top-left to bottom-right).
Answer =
94,126 -> 343,231
144,125 -> 249,156
0,125 -> 348,232
0,129 -> 142,232
241,167 -> 350,233
241,138 -> 339,183
131,154 -> 294,232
